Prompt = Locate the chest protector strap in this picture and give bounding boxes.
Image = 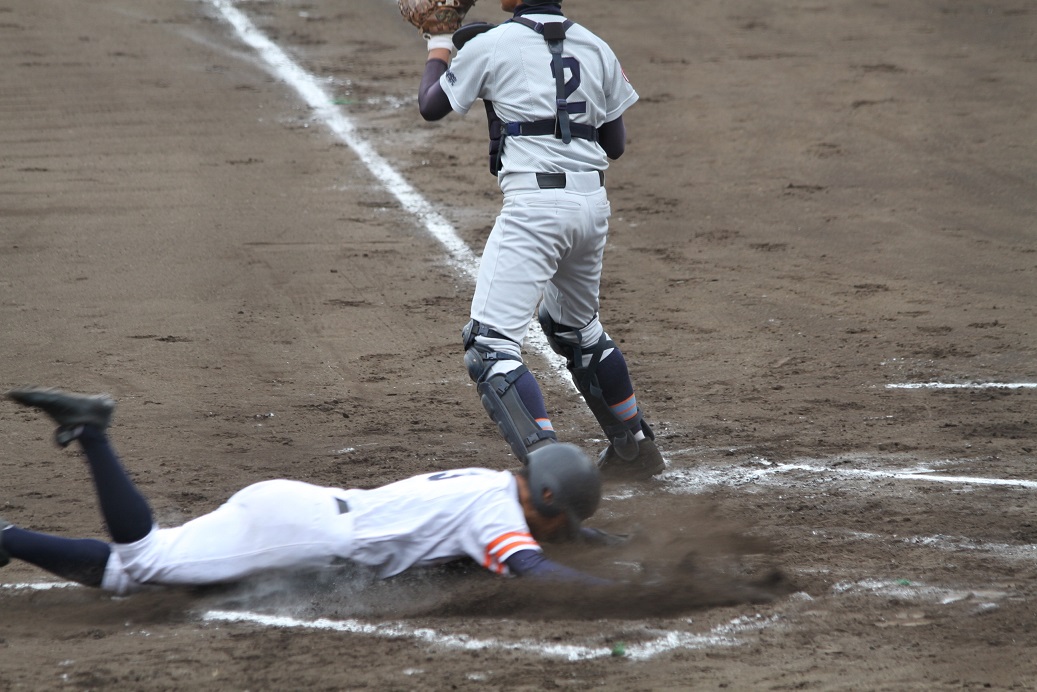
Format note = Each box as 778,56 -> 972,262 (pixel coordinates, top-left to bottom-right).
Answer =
491,18 -> 597,174
535,18 -> 574,143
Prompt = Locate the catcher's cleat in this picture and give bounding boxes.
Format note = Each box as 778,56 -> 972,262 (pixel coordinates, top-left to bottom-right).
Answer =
6,387 -> 115,447
597,437 -> 666,481
0,518 -> 11,568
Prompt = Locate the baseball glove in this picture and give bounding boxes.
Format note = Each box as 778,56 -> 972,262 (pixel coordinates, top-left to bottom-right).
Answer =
398,0 -> 478,37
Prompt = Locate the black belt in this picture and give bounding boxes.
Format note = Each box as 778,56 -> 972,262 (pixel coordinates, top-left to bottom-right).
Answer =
536,171 -> 605,189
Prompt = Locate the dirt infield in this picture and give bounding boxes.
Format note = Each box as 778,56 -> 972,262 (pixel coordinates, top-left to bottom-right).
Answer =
2,0 -> 1036,688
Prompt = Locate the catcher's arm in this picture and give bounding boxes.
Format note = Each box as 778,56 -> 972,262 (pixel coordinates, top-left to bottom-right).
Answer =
598,118 -> 627,160
418,58 -> 452,121
418,20 -> 496,120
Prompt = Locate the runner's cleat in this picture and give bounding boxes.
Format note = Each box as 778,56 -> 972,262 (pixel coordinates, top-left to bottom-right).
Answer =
6,387 -> 115,447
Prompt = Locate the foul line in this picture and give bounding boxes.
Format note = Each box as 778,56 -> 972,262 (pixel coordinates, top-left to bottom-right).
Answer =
206,0 -> 567,378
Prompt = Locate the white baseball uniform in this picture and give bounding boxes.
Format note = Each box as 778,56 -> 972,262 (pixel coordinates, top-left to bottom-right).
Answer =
101,470 -> 539,595
440,14 -> 638,345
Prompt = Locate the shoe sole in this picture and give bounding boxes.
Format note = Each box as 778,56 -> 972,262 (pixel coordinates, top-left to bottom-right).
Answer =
598,440 -> 666,481
6,387 -> 115,428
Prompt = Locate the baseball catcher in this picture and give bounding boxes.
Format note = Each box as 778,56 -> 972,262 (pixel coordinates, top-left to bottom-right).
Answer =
0,387 -> 622,594
407,0 -> 667,480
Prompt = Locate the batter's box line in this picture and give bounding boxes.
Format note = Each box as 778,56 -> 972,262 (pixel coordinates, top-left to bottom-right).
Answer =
829,578 -> 1010,610
791,524 -> 1037,562
0,581 -> 79,591
653,456 -> 1037,494
886,381 -> 1037,389
816,529 -> 1037,561
201,609 -> 779,661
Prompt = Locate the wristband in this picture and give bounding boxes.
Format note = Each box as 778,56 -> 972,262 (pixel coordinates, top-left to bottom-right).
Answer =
426,34 -> 455,52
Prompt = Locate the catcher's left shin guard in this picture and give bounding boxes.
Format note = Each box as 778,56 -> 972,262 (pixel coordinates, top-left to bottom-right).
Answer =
572,347 -> 641,462
538,307 -> 642,461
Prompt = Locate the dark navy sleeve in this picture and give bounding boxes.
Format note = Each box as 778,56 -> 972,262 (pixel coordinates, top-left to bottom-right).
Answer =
597,116 -> 626,160
505,549 -> 613,586
418,59 -> 453,121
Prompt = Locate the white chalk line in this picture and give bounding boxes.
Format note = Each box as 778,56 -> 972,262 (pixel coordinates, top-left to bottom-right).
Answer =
797,528 -> 1037,564
829,579 -> 1010,610
201,609 -> 771,661
657,454 -> 1037,493
206,0 -> 568,380
886,382 -> 1037,390
1,581 -> 80,591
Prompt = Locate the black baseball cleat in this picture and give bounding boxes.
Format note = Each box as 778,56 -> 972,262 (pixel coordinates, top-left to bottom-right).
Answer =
597,437 -> 666,480
0,518 -> 11,568
6,387 -> 115,447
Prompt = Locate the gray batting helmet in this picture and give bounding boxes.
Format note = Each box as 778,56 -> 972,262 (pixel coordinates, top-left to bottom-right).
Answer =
526,443 -> 601,536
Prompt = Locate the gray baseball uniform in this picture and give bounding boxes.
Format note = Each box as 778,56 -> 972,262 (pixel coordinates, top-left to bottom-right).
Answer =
416,2 -> 666,479
441,14 -> 638,344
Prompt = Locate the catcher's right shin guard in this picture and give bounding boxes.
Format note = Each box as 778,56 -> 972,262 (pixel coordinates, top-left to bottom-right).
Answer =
463,322 -> 556,463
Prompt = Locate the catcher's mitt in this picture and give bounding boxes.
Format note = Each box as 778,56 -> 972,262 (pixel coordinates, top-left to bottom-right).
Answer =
399,0 -> 478,37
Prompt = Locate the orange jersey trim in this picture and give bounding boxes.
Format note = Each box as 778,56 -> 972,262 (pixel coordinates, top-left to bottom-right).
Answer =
483,531 -> 538,573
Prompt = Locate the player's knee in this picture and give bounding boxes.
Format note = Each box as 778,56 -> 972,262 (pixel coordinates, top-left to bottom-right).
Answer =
537,305 -> 606,368
462,319 -> 523,383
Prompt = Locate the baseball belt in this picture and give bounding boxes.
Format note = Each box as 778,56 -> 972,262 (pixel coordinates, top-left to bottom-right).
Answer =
536,171 -> 605,189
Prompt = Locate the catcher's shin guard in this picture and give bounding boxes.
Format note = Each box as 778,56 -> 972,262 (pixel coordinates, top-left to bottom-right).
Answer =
463,323 -> 556,463
538,306 -> 641,462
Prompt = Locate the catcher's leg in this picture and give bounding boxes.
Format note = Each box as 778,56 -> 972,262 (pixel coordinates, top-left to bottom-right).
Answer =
537,306 -> 665,479
463,320 -> 557,464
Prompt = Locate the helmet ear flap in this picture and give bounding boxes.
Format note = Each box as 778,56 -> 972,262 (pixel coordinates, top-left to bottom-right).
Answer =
525,444 -> 602,532
531,473 -> 561,518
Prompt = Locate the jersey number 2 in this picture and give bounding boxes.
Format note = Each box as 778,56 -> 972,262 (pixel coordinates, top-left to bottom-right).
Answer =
552,57 -> 587,115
